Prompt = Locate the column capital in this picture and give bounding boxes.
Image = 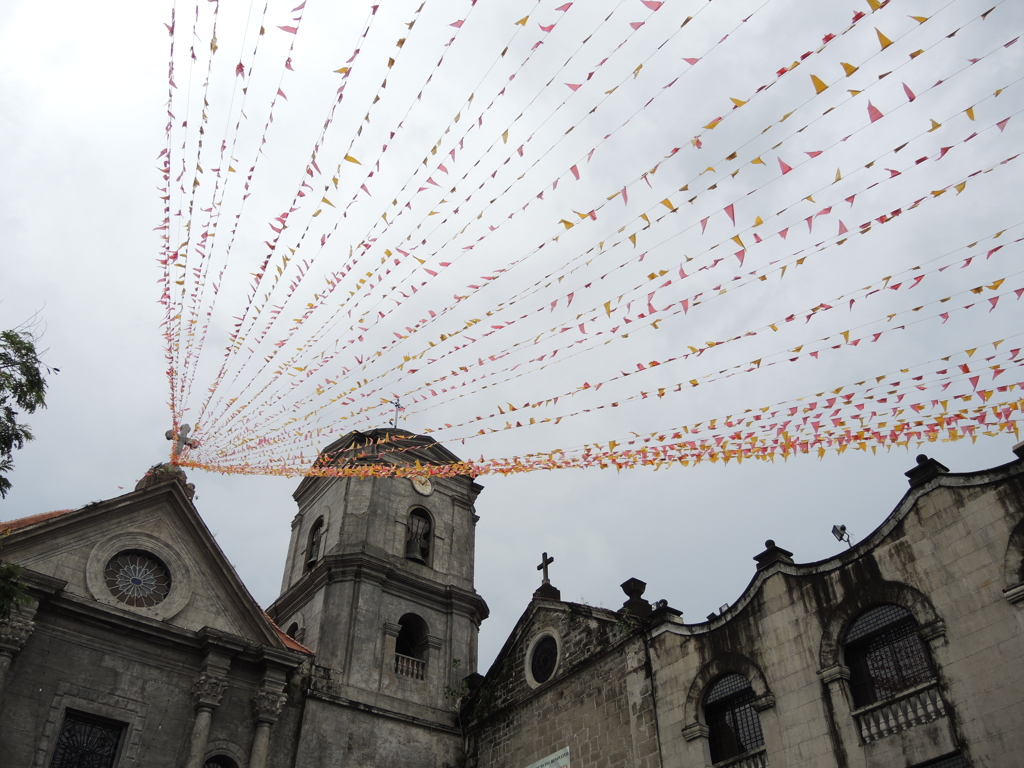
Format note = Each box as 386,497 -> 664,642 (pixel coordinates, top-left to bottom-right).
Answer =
252,689 -> 288,725
192,673 -> 229,710
0,616 -> 35,654
384,621 -> 402,637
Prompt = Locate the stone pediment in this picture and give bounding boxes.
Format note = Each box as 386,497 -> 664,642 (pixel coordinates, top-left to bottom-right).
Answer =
464,598 -> 632,722
1,477 -> 284,650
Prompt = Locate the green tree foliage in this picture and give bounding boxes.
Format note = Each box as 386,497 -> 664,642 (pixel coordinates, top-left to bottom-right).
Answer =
1,327 -> 55,499
0,529 -> 29,620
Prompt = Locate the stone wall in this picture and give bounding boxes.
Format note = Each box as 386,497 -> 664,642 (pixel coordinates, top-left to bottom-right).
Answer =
467,603 -> 661,768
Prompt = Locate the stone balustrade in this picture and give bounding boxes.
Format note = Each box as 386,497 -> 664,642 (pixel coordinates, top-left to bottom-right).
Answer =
852,681 -> 946,743
394,653 -> 425,680
715,746 -> 768,768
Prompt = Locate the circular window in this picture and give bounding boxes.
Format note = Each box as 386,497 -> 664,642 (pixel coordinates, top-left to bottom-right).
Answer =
104,551 -> 172,607
531,635 -> 559,684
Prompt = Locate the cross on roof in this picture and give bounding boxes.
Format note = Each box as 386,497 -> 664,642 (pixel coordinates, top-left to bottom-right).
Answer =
537,552 -> 554,585
165,423 -> 199,459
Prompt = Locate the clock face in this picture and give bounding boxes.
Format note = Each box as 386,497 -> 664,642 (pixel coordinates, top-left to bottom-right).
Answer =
411,476 -> 433,496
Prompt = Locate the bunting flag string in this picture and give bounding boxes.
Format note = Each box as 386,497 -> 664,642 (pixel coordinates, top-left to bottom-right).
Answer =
200,105 -> 1024,445
197,135 -> 1024,456
157,0 -> 1024,477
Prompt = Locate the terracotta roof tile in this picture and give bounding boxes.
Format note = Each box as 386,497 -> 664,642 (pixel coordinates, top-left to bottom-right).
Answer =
2,508 -> 78,532
263,612 -> 313,655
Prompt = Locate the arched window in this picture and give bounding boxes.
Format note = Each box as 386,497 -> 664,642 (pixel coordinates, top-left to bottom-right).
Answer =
305,517 -> 324,571
703,674 -> 765,764
844,604 -> 935,708
203,757 -> 238,768
286,622 -> 300,638
405,509 -> 432,565
394,613 -> 429,680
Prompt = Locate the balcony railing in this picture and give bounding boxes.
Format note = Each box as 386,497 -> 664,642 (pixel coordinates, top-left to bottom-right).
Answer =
715,747 -> 768,768
395,653 -> 426,680
852,680 -> 946,743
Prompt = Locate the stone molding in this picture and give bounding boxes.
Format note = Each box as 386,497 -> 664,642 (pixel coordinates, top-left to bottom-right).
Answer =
681,722 -> 708,741
818,664 -> 851,685
32,681 -> 149,768
918,618 -> 947,645
85,530 -> 194,622
252,689 -> 288,724
1003,582 -> 1024,606
0,615 -> 35,653
192,673 -> 229,710
384,621 -> 402,637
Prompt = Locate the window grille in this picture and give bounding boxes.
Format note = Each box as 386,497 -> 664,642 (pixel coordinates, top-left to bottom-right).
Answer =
50,710 -> 123,768
530,635 -> 558,684
704,673 -> 765,764
104,550 -> 171,607
845,605 -> 935,708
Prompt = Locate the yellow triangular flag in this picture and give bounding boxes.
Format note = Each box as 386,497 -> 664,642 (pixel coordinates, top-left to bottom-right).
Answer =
909,15 -> 928,23
515,16 -> 528,26
810,74 -> 829,94
955,182 -> 966,194
835,168 -> 842,182
629,233 -> 637,246
965,106 -> 975,121
344,154 -> 361,164
661,199 -> 676,211
731,235 -> 745,248
753,216 -> 763,226
866,0 -> 881,9
841,62 -> 859,77
876,28 -> 893,49
928,119 -> 941,132
502,129 -> 509,144
730,97 -> 747,108
751,156 -> 764,165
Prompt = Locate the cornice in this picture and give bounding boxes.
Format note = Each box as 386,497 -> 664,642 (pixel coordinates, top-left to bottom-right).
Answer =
40,590 -> 305,670
650,454 -> 1024,640
268,551 -> 488,624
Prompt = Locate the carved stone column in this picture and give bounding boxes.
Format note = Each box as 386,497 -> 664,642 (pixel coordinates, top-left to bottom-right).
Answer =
379,621 -> 401,691
249,687 -> 288,768
183,671 -> 229,768
819,664 -> 862,754
0,614 -> 35,702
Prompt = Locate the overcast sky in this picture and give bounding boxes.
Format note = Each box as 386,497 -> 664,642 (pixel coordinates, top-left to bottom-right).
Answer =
3,0 -> 1023,670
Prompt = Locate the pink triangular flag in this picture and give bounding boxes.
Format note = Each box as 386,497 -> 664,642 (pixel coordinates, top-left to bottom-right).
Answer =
724,204 -> 735,224
903,83 -> 916,102
867,101 -> 883,122
778,157 -> 792,174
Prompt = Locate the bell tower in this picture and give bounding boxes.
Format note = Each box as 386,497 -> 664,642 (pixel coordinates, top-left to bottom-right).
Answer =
267,429 -> 488,763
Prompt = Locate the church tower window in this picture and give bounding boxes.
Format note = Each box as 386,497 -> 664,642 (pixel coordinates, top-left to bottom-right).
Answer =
50,710 -> 123,768
394,613 -> 429,680
844,604 -> 935,708
703,673 -> 765,764
203,757 -> 239,768
405,509 -> 432,565
306,517 -> 324,571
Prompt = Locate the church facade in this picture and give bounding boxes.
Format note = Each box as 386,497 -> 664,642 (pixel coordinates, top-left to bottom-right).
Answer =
1,430 -> 1023,768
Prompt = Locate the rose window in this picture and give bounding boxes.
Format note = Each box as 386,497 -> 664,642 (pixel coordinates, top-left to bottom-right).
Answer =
104,550 -> 172,607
